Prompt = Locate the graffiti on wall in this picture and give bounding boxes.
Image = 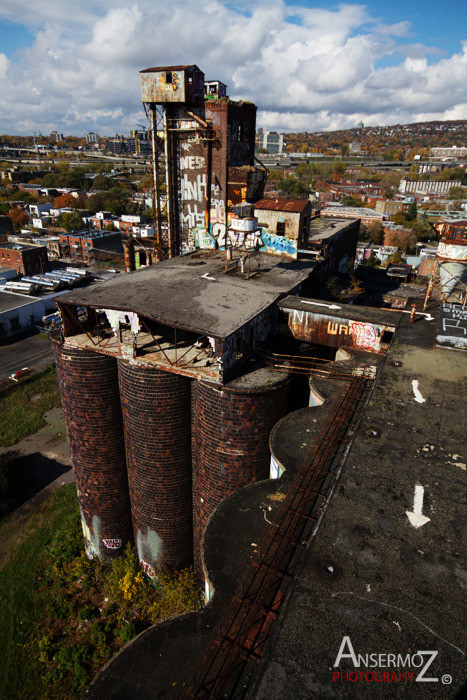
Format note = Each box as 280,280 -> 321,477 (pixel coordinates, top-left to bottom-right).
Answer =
179,142 -> 207,237
192,224 -> 298,258
349,321 -> 381,352
222,309 -> 274,374
436,302 -> 467,349
327,319 -> 381,352
287,308 -> 389,353
102,538 -> 122,550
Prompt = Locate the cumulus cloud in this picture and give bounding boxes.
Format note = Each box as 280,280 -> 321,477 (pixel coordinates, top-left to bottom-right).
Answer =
0,0 -> 465,135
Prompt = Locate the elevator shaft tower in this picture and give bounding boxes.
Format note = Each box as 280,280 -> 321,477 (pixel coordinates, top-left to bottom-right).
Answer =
141,65 -> 215,259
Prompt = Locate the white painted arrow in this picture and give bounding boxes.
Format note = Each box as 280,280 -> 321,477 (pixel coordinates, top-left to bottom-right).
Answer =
301,300 -> 342,310
201,273 -> 216,281
406,483 -> 430,528
412,380 -> 426,404
400,310 -> 435,322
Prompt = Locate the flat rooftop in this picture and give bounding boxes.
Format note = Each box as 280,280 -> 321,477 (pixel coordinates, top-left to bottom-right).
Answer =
0,243 -> 40,252
321,206 -> 384,218
58,251 -> 315,339
307,216 -> 358,243
278,295 -> 401,326
0,290 -> 41,313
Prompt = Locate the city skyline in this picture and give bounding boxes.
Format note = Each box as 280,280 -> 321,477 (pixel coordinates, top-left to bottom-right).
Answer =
0,0 -> 466,136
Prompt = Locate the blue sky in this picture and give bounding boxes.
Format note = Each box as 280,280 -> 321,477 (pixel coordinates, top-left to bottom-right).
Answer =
0,1 -> 465,135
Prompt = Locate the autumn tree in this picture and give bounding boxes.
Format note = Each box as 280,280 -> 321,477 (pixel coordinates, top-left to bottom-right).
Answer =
393,232 -> 417,254
54,193 -> 77,209
7,207 -> 29,232
447,186 -> 464,200
366,221 -> 384,245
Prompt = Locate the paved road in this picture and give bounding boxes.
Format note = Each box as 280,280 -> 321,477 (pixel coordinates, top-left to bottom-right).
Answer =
0,332 -> 54,379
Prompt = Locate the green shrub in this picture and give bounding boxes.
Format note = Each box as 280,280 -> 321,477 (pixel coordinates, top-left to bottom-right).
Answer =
114,620 -> 136,644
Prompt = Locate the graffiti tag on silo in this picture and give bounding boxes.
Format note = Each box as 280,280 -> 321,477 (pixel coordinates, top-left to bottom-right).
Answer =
179,142 -> 207,240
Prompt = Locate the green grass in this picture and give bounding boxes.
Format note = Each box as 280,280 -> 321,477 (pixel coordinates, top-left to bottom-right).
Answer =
0,484 -> 80,699
0,484 -> 203,699
0,366 -> 62,447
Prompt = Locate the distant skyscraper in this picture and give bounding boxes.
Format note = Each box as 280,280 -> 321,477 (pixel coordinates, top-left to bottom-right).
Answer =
257,129 -> 284,154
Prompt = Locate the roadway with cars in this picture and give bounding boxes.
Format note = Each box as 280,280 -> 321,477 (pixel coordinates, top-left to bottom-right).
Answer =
0,332 -> 55,380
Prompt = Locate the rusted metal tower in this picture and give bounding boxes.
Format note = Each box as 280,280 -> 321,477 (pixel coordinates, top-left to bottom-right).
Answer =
141,65 -> 213,259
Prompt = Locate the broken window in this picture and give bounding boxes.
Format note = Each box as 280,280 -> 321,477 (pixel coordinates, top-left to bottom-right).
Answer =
276,221 -> 286,235
381,330 -> 394,344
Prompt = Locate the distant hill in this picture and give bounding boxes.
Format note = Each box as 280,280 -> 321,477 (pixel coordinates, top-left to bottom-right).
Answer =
285,120 -> 467,160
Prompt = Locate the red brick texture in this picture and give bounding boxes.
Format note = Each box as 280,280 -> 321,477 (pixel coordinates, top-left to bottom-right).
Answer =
52,341 -> 132,560
118,361 -> 193,572
192,375 -> 290,575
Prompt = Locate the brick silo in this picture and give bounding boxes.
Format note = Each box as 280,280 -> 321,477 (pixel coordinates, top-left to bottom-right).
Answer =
117,361 -> 193,577
52,341 -> 132,560
192,366 -> 291,576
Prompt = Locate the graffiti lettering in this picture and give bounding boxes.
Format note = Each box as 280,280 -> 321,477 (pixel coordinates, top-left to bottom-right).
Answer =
292,310 -> 306,325
192,224 -> 297,258
443,319 -> 467,335
181,173 -> 207,203
102,538 -> 122,549
443,303 -> 467,319
140,559 -> 156,579
180,155 -> 205,170
350,321 -> 381,352
182,204 -> 205,228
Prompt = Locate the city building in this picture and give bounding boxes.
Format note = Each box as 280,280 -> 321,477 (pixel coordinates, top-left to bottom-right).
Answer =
58,230 -> 123,263
128,130 -> 150,157
374,199 -> 409,217
256,128 -> 284,154
320,206 -> 385,226
430,145 -> 467,158
399,178 -> 462,196
0,289 -> 67,337
0,242 -> 49,275
85,132 -> 100,144
254,198 -> 312,246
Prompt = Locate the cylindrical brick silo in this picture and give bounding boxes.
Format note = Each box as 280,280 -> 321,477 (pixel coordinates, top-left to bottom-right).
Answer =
118,361 -> 193,577
192,366 -> 291,576
52,341 -> 132,560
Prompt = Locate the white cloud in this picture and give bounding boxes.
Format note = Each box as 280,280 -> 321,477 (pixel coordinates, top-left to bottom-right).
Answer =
0,1 -> 465,135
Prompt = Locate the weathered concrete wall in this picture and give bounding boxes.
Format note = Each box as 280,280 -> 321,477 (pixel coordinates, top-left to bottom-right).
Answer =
255,208 -> 302,240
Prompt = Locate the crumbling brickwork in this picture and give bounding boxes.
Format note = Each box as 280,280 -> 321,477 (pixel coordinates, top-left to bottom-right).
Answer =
192,373 -> 290,575
52,341 -> 132,559
118,361 -> 193,575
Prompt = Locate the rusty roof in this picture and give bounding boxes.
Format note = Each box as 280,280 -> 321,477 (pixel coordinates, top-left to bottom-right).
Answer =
254,198 -> 310,214
140,65 -> 201,73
